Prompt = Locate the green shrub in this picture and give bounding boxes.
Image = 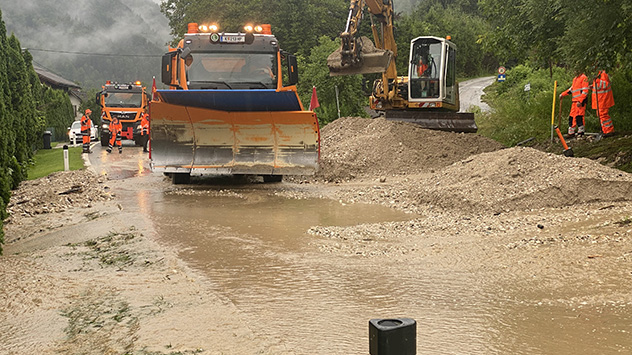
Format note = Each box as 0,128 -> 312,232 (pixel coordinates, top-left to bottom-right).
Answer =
479,65 -> 631,146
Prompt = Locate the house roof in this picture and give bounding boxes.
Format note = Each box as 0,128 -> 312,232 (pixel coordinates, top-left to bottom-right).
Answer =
33,65 -> 81,90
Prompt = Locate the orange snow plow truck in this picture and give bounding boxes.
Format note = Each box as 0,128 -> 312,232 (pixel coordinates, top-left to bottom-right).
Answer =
96,80 -> 150,147
151,23 -> 320,184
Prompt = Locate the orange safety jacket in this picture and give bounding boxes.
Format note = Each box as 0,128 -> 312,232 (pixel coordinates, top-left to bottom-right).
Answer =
140,114 -> 150,135
109,118 -> 122,134
80,114 -> 91,132
561,74 -> 589,103
417,61 -> 428,77
591,71 -> 614,110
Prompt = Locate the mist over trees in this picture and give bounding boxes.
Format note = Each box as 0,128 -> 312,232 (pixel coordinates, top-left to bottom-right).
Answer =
1,0 -> 170,90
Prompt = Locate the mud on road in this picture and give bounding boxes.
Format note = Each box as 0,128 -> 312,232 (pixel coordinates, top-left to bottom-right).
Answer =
2,117 -> 632,354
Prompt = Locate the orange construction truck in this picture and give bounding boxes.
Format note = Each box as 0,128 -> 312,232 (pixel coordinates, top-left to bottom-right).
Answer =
96,80 -> 150,147
151,22 -> 320,184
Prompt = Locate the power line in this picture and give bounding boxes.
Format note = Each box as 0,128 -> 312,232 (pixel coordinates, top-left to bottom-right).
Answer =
24,48 -> 163,58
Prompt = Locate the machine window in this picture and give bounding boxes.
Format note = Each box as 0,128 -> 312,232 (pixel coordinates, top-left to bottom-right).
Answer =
185,52 -> 277,89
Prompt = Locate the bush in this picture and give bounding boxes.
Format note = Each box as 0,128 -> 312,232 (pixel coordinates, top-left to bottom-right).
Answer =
479,65 -> 632,146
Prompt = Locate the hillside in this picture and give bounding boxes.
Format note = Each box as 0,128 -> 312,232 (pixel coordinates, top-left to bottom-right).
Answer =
1,0 -> 170,90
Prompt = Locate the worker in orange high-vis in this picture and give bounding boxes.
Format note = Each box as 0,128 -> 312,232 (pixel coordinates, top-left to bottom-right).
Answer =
591,70 -> 615,137
417,57 -> 429,77
560,73 -> 589,138
139,112 -> 150,152
80,109 -> 93,153
107,117 -> 123,154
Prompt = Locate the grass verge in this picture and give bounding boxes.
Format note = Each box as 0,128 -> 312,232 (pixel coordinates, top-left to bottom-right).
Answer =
27,142 -> 85,180
475,65 -> 632,174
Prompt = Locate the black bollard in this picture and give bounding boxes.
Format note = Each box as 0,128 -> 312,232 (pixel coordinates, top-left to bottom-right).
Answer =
369,318 -> 416,355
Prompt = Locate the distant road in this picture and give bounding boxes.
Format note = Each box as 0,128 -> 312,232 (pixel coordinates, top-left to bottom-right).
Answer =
459,76 -> 495,113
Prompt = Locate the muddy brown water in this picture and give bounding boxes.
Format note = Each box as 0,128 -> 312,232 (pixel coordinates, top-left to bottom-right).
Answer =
141,187 -> 630,354
90,142 -> 632,354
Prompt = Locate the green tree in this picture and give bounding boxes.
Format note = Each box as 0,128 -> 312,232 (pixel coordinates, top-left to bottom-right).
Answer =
81,88 -> 103,127
160,0 -> 348,56
0,11 -> 11,252
23,50 -> 46,150
397,3 -> 496,77
42,87 -> 74,142
479,0 -> 564,75
6,35 -> 38,187
297,36 -> 366,126
557,0 -> 632,74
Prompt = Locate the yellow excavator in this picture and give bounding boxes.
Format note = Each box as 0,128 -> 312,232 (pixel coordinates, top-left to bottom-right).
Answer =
327,0 -> 477,132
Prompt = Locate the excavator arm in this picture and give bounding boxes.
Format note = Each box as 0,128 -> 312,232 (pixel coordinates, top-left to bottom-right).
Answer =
328,0 -> 396,79
328,1 -> 478,133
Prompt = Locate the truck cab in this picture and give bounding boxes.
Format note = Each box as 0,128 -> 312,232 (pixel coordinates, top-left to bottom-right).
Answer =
161,23 -> 297,91
96,81 -> 150,146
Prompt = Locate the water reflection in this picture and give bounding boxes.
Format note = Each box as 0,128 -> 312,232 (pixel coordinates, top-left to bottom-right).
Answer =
149,189 -> 632,354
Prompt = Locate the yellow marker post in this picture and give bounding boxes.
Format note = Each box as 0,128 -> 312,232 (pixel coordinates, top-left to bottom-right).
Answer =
551,80 -> 557,142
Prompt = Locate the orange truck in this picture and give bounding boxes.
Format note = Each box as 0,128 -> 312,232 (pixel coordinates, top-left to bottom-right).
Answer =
151,23 -> 320,184
96,80 -> 150,147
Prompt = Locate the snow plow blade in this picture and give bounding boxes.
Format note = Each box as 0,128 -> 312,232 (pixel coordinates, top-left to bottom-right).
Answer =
385,110 -> 478,133
150,90 -> 320,176
327,36 -> 393,76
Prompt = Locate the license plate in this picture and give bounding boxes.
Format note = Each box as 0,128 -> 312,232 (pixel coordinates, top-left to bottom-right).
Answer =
220,35 -> 245,43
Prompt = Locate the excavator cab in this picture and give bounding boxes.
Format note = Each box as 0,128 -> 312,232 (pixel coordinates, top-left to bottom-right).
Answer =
407,36 -> 457,106
384,36 -> 477,133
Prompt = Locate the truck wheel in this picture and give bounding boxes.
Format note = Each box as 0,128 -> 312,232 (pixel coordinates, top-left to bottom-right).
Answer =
171,173 -> 191,185
262,175 -> 283,183
134,136 -> 143,146
100,133 -> 109,147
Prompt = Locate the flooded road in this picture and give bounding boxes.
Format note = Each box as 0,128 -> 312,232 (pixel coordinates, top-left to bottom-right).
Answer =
146,187 -> 630,354
90,144 -> 632,354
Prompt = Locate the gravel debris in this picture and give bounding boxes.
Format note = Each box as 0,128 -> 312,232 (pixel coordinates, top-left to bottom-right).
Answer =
5,170 -> 112,222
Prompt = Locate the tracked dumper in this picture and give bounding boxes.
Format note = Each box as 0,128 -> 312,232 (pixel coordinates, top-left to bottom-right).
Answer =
151,23 -> 320,184
327,0 -> 476,132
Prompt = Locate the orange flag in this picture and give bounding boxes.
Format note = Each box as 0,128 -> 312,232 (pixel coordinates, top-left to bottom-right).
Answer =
309,86 -> 320,111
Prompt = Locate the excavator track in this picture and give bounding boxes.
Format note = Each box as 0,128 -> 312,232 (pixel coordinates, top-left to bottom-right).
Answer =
385,110 -> 477,133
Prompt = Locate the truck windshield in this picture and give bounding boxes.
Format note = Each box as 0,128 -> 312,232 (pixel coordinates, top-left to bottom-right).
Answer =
104,92 -> 143,108
185,52 -> 277,89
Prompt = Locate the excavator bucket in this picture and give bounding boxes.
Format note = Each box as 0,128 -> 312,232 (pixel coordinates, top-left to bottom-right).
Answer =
386,110 -> 478,133
150,90 -> 320,177
328,36 -> 393,76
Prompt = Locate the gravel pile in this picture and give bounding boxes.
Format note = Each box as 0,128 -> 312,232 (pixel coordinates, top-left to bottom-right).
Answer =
316,116 -> 505,181
314,117 -> 632,214
5,170 -> 112,221
331,146 -> 632,215
411,147 -> 632,213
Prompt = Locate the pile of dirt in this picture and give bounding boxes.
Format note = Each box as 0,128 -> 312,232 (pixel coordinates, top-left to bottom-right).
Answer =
316,116 -> 505,181
5,170 -> 112,222
392,147 -> 632,214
